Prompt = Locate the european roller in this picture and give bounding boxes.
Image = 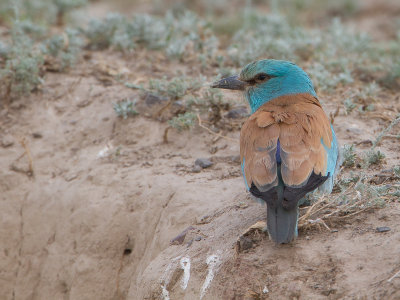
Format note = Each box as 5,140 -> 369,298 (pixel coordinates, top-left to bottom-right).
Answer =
212,59 -> 340,244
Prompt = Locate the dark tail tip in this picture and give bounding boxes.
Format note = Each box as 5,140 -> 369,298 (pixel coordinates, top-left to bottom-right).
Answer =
266,204 -> 298,244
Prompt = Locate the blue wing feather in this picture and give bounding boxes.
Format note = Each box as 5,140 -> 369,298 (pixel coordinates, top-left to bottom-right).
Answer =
319,125 -> 339,194
241,158 -> 250,191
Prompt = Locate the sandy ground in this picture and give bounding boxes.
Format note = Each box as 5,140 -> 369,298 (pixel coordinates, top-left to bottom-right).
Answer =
0,48 -> 399,300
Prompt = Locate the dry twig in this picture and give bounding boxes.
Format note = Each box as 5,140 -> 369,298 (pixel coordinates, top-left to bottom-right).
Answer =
388,269 -> 400,283
19,137 -> 34,177
197,114 -> 237,142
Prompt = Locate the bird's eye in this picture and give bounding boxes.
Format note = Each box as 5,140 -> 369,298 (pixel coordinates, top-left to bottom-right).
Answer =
256,73 -> 269,81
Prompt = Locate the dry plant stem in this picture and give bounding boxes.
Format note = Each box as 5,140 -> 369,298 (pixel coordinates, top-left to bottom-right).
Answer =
196,114 -> 237,142
19,137 -> 34,177
54,77 -> 83,100
320,219 -> 331,231
367,113 -> 393,122
335,207 -> 371,219
153,100 -> 172,119
298,182 -> 364,229
115,254 -> 124,294
163,126 -> 171,143
329,106 -> 340,124
388,269 -> 400,282
298,195 -> 326,226
372,114 -> 400,148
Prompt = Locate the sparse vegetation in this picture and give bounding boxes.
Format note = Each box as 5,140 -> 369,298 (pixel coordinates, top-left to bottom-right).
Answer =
146,76 -> 204,100
0,19 -> 45,99
342,144 -> 356,168
2,0 -> 400,103
84,11 -> 218,60
300,170 -> 397,231
0,2 -> 84,100
168,111 -> 197,131
343,98 -> 357,114
113,99 -> 138,119
42,28 -> 83,71
362,149 -> 385,168
394,166 -> 400,177
0,0 -> 87,26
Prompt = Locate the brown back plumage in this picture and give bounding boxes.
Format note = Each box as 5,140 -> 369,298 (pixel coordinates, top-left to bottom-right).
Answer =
240,93 -> 332,191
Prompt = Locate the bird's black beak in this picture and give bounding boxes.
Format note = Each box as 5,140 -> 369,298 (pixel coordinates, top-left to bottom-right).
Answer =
211,75 -> 247,91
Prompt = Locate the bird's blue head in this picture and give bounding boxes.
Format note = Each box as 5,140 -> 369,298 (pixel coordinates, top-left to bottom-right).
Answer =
211,59 -> 317,113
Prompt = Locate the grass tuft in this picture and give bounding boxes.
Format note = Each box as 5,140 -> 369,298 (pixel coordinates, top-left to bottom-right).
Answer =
0,19 -> 44,100
342,144 -> 356,168
42,28 -> 83,71
168,112 -> 197,131
362,149 -> 385,168
113,99 -> 139,119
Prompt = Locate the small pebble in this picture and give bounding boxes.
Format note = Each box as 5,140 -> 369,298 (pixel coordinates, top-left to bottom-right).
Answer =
144,93 -> 168,106
376,226 -> 391,233
209,146 -> 218,154
186,239 -> 194,247
191,165 -> 201,173
238,236 -> 253,251
225,106 -> 248,119
195,236 -> 202,241
195,158 -> 213,169
32,132 -> 43,139
1,135 -> 14,148
230,155 -> 241,163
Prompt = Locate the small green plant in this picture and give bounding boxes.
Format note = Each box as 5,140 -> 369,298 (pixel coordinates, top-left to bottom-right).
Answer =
353,180 -> 387,207
113,99 -> 138,119
146,76 -> 204,100
343,98 -> 357,114
0,19 -> 44,99
381,61 -> 400,89
359,81 -> 381,100
85,13 -> 127,50
203,88 -> 224,105
342,144 -> 356,167
0,0 -> 87,26
362,149 -> 385,168
42,28 -> 83,70
149,77 -> 189,100
186,88 -> 228,113
168,112 -> 197,131
54,0 -> 87,26
394,166 -> 400,177
336,171 -> 361,191
372,114 -> 400,148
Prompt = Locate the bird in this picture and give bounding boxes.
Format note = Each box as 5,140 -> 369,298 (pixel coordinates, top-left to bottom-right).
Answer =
211,59 -> 340,244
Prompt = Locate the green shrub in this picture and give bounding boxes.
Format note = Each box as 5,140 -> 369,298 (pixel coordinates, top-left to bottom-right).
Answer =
113,99 -> 139,119
42,28 -> 83,70
168,112 -> 197,131
362,149 -> 385,168
146,76 -> 205,100
342,144 -> 356,168
84,11 -> 218,60
0,0 -> 86,26
0,20 -> 44,99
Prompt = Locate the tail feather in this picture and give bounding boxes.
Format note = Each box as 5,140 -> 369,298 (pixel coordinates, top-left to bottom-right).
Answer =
250,165 -> 329,244
266,204 -> 298,244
